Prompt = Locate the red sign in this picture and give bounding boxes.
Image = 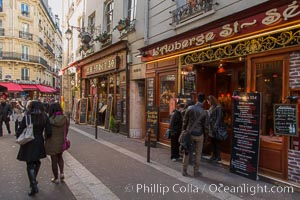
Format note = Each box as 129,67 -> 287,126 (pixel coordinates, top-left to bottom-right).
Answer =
144,1 -> 300,59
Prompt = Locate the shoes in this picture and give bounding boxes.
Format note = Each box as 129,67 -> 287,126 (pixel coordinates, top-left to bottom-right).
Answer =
194,171 -> 202,177
214,157 -> 221,162
182,169 -> 188,176
171,158 -> 177,162
51,178 -> 59,184
60,174 -> 65,182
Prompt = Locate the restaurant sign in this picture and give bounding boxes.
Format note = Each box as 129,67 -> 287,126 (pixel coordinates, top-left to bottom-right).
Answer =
148,1 -> 300,57
85,56 -> 116,75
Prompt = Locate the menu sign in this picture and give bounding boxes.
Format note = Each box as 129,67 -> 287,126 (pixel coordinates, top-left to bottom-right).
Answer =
79,98 -> 88,124
230,93 -> 261,180
184,72 -> 195,94
147,78 -> 155,107
104,96 -> 113,130
274,104 -> 298,136
146,107 -> 158,140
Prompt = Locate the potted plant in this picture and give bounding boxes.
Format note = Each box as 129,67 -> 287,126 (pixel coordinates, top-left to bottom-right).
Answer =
114,17 -> 130,31
96,31 -> 111,43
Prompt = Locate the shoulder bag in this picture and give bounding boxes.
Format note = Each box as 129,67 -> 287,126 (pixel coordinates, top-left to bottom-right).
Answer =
178,113 -> 202,145
16,115 -> 34,145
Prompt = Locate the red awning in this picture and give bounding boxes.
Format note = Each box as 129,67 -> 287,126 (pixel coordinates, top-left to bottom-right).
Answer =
0,82 -> 24,92
19,84 -> 38,90
36,85 -> 56,93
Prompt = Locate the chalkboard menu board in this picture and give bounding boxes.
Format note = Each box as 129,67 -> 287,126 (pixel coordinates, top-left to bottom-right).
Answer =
116,99 -> 122,121
104,96 -> 113,130
230,93 -> 261,180
146,107 -> 158,140
79,98 -> 88,124
274,104 -> 298,136
147,78 -> 155,107
183,72 -> 195,94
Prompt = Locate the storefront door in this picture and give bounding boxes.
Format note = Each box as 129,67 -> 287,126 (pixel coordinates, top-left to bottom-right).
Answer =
251,55 -> 289,180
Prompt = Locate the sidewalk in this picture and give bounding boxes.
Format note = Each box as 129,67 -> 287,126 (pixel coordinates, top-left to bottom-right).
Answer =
0,128 -> 75,200
69,122 -> 300,200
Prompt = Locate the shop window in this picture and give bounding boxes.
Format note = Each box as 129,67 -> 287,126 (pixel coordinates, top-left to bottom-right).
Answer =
255,60 -> 283,136
159,74 -> 176,123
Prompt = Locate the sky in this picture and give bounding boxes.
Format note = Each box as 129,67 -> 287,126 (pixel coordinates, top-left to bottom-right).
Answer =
48,0 -> 63,27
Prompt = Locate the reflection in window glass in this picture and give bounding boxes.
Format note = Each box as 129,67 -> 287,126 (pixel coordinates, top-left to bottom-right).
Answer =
256,60 -> 283,136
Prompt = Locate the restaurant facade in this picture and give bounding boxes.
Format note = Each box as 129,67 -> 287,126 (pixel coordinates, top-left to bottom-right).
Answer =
140,0 -> 300,185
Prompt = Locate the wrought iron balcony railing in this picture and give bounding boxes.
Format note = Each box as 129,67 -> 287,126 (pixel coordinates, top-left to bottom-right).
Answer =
19,31 -> 33,40
21,11 -> 30,17
170,0 -> 214,24
39,37 -> 43,46
0,52 -> 53,71
0,28 -> 4,36
45,43 -> 54,55
21,76 -> 30,81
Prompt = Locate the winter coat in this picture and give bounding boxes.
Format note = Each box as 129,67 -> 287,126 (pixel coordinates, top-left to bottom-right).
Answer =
208,105 -> 224,138
169,109 -> 183,135
16,114 -> 52,162
183,102 -> 209,136
0,102 -> 12,121
45,115 -> 69,155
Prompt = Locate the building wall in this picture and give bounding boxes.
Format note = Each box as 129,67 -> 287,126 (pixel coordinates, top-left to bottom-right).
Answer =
0,0 -> 62,88
288,150 -> 300,184
147,0 -> 269,44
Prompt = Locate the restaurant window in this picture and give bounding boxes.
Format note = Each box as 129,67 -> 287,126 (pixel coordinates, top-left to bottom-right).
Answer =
21,68 -> 30,81
159,73 -> 176,123
255,60 -> 283,136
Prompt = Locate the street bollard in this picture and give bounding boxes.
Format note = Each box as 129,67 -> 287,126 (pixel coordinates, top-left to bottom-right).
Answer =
147,129 -> 151,163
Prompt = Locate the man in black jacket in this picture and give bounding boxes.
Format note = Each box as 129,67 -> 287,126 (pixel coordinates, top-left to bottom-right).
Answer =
169,103 -> 184,161
0,96 -> 12,136
181,93 -> 208,177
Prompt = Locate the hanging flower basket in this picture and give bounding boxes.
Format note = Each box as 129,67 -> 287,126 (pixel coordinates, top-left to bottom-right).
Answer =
114,17 -> 130,31
96,31 -> 111,43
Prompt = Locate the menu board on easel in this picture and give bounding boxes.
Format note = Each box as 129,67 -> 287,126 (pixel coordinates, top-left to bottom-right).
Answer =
79,98 -> 88,124
72,98 -> 78,121
230,92 -> 261,181
91,97 -> 98,125
104,95 -> 113,129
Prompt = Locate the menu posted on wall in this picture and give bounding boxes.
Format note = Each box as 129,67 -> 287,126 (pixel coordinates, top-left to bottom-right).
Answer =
146,107 -> 158,139
184,72 -> 195,93
274,104 -> 298,136
230,93 -> 261,181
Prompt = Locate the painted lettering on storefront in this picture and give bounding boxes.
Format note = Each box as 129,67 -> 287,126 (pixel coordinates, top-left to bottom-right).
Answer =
149,1 -> 300,57
85,58 -> 116,75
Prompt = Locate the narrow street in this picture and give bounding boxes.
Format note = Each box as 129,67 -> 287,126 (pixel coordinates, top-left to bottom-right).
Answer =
1,121 -> 299,200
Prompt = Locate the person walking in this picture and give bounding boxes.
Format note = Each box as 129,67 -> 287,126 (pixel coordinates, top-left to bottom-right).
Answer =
13,100 -> 24,135
169,103 -> 184,161
45,102 -> 69,183
207,95 -> 224,162
181,93 -> 208,177
16,101 -> 52,196
0,96 -> 12,136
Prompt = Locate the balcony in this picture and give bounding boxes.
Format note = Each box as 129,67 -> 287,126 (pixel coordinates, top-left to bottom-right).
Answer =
21,76 -> 30,81
170,0 -> 214,25
0,28 -> 4,36
45,43 -> 54,55
39,57 -> 51,70
0,52 -> 39,63
19,31 -> 33,40
39,37 -> 43,46
21,11 -> 30,17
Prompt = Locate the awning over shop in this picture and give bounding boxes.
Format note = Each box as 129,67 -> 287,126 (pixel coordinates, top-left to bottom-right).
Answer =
36,84 -> 56,93
0,82 -> 24,92
19,84 -> 38,90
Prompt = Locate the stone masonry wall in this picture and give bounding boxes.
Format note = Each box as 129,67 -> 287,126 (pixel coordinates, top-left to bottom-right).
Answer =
289,52 -> 300,88
288,150 -> 300,184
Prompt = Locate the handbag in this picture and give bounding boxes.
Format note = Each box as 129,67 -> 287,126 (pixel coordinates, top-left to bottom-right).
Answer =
214,125 -> 228,141
164,129 -> 171,139
16,115 -> 34,145
62,122 -> 71,151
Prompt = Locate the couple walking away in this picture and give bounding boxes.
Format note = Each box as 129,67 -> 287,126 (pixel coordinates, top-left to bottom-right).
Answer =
16,101 -> 69,196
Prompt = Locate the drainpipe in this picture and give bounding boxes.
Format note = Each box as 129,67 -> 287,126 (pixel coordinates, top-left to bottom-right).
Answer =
144,0 -> 150,45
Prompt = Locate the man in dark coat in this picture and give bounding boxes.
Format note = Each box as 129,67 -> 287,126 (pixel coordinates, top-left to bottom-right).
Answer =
181,93 -> 208,177
0,96 -> 12,136
169,103 -> 184,161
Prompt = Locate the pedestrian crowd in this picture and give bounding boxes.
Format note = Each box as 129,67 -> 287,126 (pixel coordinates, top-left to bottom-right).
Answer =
168,93 -> 227,177
0,93 -> 70,197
